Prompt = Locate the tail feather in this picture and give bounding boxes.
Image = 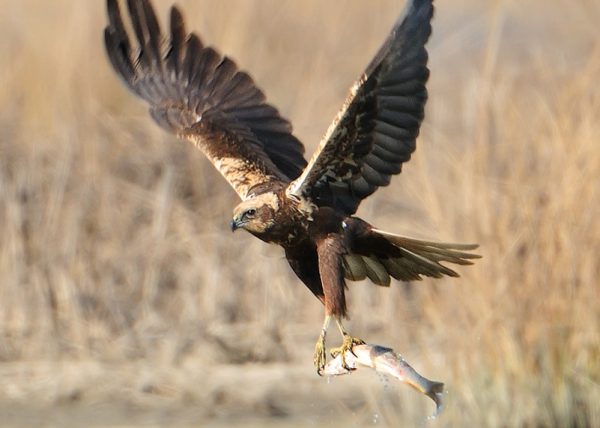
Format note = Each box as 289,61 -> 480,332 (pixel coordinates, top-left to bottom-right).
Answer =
343,255 -> 392,286
398,247 -> 458,278
343,228 -> 480,285
381,258 -> 422,282
363,256 -> 392,286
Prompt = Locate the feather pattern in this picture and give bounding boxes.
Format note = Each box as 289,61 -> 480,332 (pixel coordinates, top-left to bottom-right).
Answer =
105,0 -> 482,325
341,219 -> 480,283
288,0 -> 433,214
104,0 -> 307,200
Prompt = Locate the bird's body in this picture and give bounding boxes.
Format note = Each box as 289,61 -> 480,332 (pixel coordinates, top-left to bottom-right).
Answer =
104,0 -> 480,373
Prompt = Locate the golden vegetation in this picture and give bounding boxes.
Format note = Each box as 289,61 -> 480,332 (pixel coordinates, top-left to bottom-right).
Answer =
0,0 -> 599,426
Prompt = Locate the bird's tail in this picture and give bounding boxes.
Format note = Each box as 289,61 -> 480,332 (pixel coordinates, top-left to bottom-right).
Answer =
342,228 -> 480,286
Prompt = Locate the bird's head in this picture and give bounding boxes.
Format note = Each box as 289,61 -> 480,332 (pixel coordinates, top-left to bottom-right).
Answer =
231,192 -> 279,235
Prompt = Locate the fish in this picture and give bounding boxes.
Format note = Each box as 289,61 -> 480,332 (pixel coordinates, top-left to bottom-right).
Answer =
321,343 -> 445,417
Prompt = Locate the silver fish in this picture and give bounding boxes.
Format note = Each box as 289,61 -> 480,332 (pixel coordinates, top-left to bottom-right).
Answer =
322,343 -> 445,416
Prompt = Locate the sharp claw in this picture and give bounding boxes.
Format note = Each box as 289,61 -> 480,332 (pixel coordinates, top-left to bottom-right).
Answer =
349,338 -> 365,358
315,328 -> 364,374
329,335 -> 364,370
341,360 -> 356,371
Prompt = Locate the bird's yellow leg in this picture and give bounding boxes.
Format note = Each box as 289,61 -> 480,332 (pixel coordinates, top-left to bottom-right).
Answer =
329,317 -> 365,370
314,314 -> 332,375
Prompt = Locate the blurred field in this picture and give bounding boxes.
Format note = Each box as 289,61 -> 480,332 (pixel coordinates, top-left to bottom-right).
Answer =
1,0 -> 599,426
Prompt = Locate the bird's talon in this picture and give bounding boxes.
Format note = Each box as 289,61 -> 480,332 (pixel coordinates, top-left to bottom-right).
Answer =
349,338 -> 365,357
329,334 -> 364,370
313,335 -> 327,375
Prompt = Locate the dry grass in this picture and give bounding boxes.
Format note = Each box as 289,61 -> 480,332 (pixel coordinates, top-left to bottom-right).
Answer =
1,0 -> 599,426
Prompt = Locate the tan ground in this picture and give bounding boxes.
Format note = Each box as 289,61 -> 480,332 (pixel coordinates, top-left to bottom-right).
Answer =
1,0 -> 599,426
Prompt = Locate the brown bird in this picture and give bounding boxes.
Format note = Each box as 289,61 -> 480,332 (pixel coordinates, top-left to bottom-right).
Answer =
104,0 -> 479,374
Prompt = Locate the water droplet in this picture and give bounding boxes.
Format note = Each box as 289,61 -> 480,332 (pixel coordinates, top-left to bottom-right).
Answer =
372,412 -> 380,424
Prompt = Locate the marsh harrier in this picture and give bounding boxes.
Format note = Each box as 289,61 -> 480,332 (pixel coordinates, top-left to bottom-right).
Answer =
104,0 -> 479,373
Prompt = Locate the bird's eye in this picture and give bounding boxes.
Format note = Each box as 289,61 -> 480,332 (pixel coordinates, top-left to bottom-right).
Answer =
245,209 -> 256,217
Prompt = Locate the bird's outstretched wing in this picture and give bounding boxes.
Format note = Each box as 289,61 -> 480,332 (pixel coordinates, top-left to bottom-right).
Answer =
287,0 -> 433,214
104,0 -> 307,200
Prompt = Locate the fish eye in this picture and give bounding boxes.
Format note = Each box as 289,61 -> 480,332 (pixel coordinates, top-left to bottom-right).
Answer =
245,208 -> 256,217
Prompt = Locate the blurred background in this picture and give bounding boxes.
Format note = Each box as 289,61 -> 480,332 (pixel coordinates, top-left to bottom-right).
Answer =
0,0 -> 599,426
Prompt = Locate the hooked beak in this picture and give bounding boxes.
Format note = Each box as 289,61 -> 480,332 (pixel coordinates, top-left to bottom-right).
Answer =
230,219 -> 241,232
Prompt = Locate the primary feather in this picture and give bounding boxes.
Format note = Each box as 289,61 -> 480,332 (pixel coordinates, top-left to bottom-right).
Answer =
104,0 -> 307,200
288,0 -> 433,214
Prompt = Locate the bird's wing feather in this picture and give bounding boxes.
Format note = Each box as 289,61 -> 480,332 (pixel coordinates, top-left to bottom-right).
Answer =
287,0 -> 433,214
104,0 -> 307,200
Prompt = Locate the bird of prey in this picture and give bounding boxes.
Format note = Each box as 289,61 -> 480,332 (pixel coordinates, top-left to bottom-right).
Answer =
104,0 -> 479,374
